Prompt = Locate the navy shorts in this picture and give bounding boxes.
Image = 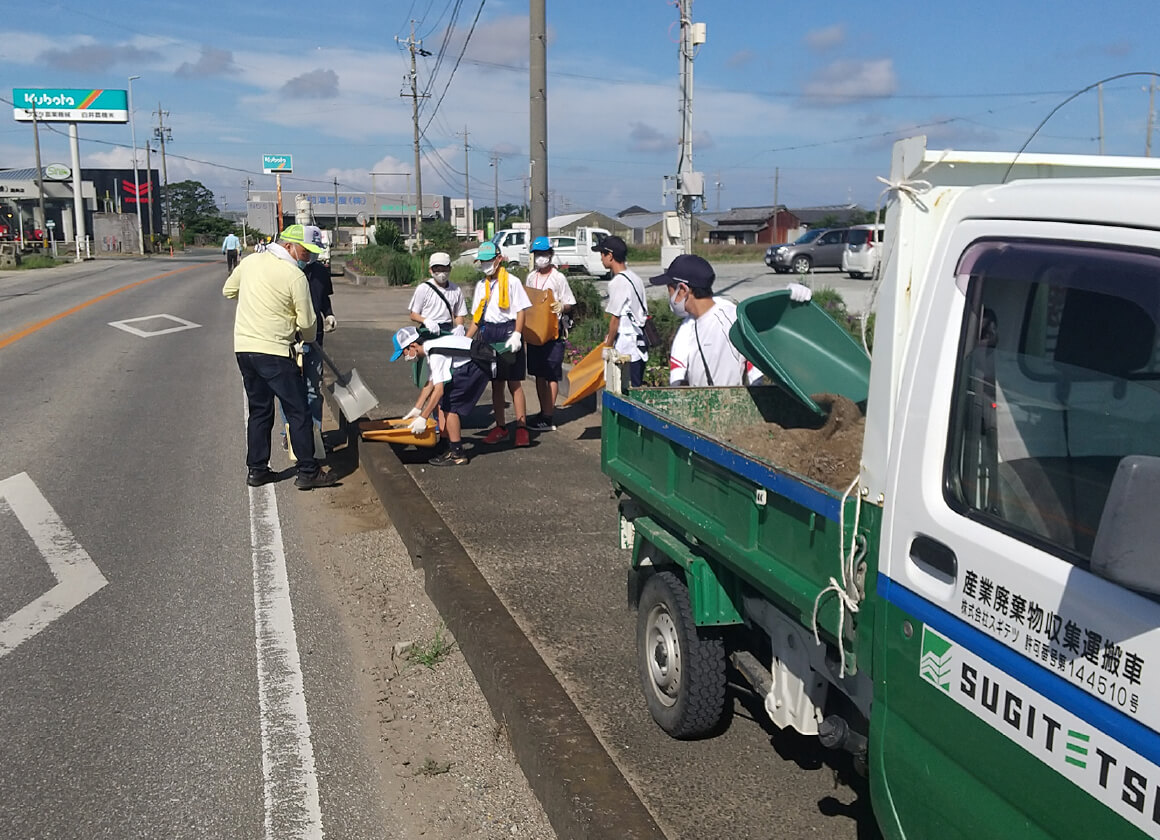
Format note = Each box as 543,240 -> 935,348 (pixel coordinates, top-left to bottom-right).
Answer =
478,320 -> 526,381
440,361 -> 491,417
527,339 -> 565,381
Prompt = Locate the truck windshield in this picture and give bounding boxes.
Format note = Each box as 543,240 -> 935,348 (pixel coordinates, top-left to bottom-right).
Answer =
947,239 -> 1160,564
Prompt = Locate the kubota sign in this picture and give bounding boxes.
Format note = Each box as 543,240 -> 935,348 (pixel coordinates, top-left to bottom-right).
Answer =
12,88 -> 129,123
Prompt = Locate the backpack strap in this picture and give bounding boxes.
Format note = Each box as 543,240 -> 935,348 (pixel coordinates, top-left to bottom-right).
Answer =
424,281 -> 456,322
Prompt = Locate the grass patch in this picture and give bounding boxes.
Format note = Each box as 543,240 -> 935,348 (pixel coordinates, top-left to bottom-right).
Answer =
13,255 -> 65,270
406,626 -> 456,669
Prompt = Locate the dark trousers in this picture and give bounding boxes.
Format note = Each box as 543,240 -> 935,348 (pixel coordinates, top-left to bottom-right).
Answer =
236,352 -> 317,476
629,359 -> 645,388
226,249 -> 239,272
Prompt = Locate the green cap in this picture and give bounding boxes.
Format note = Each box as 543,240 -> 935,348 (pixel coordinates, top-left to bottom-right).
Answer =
279,224 -> 322,254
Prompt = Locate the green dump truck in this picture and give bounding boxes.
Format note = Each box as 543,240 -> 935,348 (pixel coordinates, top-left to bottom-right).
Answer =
602,136 -> 1160,839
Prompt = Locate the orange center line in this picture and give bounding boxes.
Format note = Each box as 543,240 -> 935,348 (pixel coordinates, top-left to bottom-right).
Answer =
0,263 -> 208,351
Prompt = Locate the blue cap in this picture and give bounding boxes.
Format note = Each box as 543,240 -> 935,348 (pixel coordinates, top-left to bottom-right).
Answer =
531,236 -> 551,252
390,326 -> 420,361
477,241 -> 499,261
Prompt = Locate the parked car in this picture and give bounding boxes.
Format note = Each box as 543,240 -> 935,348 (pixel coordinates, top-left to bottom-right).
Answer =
841,224 -> 884,279
765,228 -> 823,272
769,227 -> 850,274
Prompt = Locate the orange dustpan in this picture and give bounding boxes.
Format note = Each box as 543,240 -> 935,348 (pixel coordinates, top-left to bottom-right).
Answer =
359,417 -> 439,447
561,345 -> 605,407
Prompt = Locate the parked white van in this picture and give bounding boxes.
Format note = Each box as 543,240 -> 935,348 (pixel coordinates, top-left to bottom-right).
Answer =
841,223 -> 884,278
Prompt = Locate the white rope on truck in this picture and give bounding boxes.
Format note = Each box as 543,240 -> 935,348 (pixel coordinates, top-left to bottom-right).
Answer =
811,475 -> 866,678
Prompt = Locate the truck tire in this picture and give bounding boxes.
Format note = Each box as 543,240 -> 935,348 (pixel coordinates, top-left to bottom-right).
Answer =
636,570 -> 727,739
791,255 -> 812,275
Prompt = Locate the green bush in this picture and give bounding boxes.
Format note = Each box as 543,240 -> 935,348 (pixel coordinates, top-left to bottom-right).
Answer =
374,220 -> 405,252
569,277 -> 603,324
385,252 -> 417,286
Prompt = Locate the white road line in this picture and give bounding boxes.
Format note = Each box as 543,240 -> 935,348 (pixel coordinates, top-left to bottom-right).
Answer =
243,394 -> 324,839
0,472 -> 108,659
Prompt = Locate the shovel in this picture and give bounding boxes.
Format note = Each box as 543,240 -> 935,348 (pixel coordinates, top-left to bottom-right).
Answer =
314,343 -> 379,421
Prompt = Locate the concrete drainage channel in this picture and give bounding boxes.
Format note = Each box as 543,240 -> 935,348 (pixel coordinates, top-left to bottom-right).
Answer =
322,399 -> 665,840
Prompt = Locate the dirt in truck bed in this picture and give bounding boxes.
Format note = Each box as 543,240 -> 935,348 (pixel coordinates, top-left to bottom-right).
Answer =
720,393 -> 864,492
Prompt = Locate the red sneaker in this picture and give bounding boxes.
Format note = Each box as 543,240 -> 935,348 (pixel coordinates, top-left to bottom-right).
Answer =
514,426 -> 530,447
482,425 -> 510,445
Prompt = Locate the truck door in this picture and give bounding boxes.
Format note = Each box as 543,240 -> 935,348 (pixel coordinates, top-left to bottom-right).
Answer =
876,221 -> 1160,839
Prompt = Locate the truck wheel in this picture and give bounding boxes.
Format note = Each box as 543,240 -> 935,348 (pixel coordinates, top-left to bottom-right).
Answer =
791,255 -> 812,275
637,570 -> 726,739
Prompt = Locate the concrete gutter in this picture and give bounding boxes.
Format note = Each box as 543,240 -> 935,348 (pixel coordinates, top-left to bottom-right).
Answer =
333,412 -> 665,840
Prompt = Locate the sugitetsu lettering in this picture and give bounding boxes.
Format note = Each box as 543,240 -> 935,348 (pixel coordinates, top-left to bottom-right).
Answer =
963,661 -> 1160,826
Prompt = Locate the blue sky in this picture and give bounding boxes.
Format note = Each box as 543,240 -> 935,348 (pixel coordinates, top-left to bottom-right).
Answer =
3,1 -> 1160,218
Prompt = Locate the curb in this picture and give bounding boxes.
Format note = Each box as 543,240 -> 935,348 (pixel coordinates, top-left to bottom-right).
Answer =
334,413 -> 665,840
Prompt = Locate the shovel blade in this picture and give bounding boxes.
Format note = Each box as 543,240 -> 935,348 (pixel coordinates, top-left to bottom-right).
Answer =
329,366 -> 378,421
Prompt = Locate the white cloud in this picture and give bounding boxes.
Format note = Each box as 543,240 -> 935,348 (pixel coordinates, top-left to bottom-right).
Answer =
802,59 -> 897,104
805,24 -> 846,51
281,69 -> 340,99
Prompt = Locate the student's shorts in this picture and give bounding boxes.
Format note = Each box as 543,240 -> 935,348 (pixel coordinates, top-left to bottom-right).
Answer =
527,339 -> 565,382
440,362 -> 491,417
478,320 -> 526,381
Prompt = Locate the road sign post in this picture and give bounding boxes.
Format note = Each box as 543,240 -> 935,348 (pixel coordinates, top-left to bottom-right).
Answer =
262,155 -> 292,233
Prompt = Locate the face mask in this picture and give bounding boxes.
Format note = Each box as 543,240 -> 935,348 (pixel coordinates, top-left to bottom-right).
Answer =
534,256 -> 551,269
296,258 -> 309,269
431,270 -> 450,286
669,288 -> 687,318
480,259 -> 498,276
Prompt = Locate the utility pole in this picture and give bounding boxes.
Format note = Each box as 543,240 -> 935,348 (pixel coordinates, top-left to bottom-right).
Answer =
664,0 -> 705,260
333,177 -> 340,247
153,103 -> 172,241
31,102 -> 46,251
490,154 -> 500,237
127,75 -> 144,255
1147,76 -> 1156,157
529,0 -> 548,239
457,126 -> 471,235
398,21 -> 430,251
714,173 -> 722,211
144,141 -> 155,244
1098,83 -> 1105,154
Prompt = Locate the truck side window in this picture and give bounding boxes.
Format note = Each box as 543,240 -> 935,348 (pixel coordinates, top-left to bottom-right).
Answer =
946,240 -> 1160,567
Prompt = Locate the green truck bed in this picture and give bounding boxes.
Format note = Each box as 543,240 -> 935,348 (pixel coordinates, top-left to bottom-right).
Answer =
602,386 -> 882,674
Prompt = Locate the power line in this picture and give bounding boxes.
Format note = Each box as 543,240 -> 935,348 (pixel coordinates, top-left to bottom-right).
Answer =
420,0 -> 486,134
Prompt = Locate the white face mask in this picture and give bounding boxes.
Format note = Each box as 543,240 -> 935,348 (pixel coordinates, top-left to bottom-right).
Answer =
431,270 -> 450,285
668,287 -> 688,318
534,256 -> 551,269
480,259 -> 499,276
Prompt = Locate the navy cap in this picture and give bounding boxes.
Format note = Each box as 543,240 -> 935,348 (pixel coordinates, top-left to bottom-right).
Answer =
592,234 -> 628,262
649,254 -> 715,289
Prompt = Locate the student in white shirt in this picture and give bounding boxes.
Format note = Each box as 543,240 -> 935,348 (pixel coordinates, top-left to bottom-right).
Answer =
597,235 -> 648,387
524,236 -> 576,430
465,240 -> 533,447
649,254 -> 762,387
391,326 -> 492,466
408,251 -> 468,335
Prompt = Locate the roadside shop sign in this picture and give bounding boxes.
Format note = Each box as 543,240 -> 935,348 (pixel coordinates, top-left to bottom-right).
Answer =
12,88 -> 129,123
262,154 -> 293,174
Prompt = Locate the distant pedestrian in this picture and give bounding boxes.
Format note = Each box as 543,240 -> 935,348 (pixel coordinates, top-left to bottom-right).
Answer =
222,231 -> 241,273
597,235 -> 648,387
391,325 -> 492,467
524,236 -> 574,431
222,223 -> 338,490
649,253 -> 763,387
466,241 -> 532,447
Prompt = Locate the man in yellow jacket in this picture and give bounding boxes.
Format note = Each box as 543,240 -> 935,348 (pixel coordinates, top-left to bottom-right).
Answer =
223,224 -> 338,490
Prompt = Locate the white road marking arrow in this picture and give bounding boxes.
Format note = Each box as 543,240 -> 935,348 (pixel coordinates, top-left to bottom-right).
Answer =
0,472 -> 108,659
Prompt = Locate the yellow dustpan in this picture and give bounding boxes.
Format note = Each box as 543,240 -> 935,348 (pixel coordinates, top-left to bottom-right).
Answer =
358,417 -> 439,447
561,345 -> 605,407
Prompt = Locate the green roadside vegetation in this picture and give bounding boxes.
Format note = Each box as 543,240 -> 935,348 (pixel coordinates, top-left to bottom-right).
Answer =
8,255 -> 65,270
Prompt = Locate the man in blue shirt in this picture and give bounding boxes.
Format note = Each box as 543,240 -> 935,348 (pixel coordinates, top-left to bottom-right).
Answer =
222,232 -> 241,273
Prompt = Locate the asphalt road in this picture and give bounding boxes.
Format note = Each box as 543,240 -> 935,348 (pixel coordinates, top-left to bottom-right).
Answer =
0,253 -> 389,839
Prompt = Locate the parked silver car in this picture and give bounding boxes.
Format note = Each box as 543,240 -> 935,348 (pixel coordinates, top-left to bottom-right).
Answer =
841,224 -> 884,279
769,227 -> 850,275
764,228 -> 824,272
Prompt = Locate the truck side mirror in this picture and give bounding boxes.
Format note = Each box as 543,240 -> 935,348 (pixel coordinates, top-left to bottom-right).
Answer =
1090,455 -> 1160,596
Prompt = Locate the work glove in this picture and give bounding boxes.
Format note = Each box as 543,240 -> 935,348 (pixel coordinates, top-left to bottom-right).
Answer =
409,416 -> 428,435
323,314 -> 337,332
423,317 -> 441,334
787,282 -> 813,303
451,324 -> 466,337
601,345 -> 618,362
293,341 -> 306,355
550,300 -> 564,315
504,330 -> 522,353
402,407 -> 422,421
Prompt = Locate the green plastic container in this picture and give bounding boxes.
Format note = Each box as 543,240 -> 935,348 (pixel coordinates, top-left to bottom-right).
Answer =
730,290 -> 871,415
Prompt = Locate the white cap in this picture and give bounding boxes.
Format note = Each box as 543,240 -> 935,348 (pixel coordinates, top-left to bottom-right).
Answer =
429,251 -> 451,268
